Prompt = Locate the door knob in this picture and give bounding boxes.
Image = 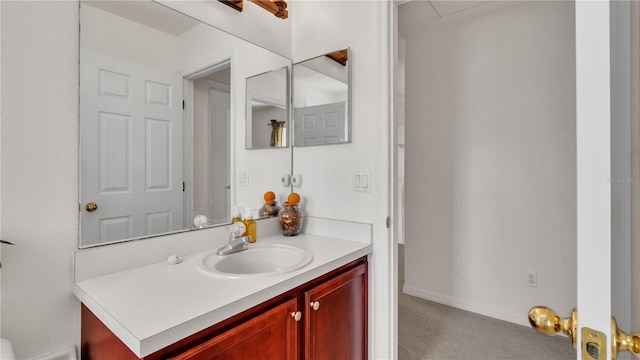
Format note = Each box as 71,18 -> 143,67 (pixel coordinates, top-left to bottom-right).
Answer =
310,301 -> 320,311
612,316 -> 640,359
85,202 -> 98,212
528,306 -> 578,348
529,306 -> 640,359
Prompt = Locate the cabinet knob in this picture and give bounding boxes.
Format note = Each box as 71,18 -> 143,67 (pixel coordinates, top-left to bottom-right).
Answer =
290,311 -> 302,321
310,301 -> 320,311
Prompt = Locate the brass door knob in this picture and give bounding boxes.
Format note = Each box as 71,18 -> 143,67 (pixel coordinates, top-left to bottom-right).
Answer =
528,306 -> 578,349
85,202 -> 98,212
612,316 -> 640,359
529,306 -> 640,359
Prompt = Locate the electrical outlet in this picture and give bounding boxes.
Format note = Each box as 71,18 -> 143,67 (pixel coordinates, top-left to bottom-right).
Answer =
527,271 -> 537,288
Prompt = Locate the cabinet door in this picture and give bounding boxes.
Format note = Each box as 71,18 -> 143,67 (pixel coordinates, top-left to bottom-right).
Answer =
304,263 -> 368,360
171,298 -> 300,360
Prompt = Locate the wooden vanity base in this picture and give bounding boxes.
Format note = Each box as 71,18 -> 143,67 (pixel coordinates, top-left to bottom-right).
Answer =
81,257 -> 368,360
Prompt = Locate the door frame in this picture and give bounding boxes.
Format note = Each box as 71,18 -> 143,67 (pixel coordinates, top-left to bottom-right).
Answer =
206,79 -> 231,225
182,56 -> 234,228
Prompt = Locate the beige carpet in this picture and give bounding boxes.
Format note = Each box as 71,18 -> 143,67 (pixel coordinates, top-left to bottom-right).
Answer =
398,244 -> 576,360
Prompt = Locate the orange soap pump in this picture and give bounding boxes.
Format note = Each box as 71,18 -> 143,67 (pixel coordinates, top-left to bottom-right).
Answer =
242,208 -> 256,243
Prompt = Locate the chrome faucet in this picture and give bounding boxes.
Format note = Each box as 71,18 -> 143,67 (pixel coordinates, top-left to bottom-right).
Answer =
216,222 -> 250,256
216,235 -> 251,255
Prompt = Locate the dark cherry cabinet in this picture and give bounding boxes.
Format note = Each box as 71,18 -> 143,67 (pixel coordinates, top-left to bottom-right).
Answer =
81,257 -> 367,360
304,264 -> 367,360
171,298 -> 299,360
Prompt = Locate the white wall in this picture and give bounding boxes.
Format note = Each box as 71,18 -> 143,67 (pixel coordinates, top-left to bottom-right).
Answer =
291,0 -> 379,223
292,2 -> 392,358
1,2 -> 81,358
403,2 -> 577,326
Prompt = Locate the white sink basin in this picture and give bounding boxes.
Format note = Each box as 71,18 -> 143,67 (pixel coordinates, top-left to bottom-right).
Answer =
197,243 -> 313,278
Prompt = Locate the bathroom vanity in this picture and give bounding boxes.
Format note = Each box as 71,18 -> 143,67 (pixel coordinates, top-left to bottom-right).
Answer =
73,228 -> 371,359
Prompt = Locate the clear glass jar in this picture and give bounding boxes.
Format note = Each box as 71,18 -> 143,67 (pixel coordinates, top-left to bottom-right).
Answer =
258,200 -> 280,219
278,202 -> 304,236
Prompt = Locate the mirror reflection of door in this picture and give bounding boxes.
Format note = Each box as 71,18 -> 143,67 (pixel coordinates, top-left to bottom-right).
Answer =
292,48 -> 350,147
186,64 -> 232,229
80,49 -> 184,246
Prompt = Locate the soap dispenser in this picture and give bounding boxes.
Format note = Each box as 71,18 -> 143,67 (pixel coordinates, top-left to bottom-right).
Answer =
231,206 -> 242,224
242,208 -> 256,243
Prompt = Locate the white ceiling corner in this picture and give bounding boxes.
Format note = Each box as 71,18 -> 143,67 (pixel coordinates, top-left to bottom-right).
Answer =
429,1 -> 493,17
398,0 -> 512,37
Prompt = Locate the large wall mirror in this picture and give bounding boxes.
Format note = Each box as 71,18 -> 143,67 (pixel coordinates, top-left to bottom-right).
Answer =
292,48 -> 351,146
79,0 -> 292,248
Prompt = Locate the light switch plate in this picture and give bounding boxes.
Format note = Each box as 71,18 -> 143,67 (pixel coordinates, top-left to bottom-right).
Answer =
239,171 -> 249,186
353,170 -> 372,192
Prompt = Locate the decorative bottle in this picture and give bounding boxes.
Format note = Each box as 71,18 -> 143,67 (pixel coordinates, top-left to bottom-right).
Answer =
279,194 -> 304,236
231,206 -> 242,224
242,208 -> 257,243
259,191 -> 280,218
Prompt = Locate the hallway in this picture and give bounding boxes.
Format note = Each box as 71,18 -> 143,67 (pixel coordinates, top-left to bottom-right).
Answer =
398,245 -> 576,360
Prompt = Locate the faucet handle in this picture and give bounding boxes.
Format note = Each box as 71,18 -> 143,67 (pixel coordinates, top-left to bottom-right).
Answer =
230,222 -> 247,237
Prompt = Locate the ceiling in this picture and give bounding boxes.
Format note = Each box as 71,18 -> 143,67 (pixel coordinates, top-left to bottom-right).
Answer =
398,0 -> 518,37
82,0 -> 199,36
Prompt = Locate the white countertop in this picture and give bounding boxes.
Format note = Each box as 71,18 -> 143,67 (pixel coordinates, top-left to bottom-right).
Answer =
73,233 -> 371,357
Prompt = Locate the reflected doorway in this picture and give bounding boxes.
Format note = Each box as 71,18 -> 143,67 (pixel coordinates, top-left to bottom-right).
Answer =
184,62 -> 232,228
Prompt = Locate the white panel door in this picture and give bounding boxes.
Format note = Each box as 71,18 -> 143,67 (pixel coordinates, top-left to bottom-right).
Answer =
294,101 -> 346,145
80,50 -> 183,246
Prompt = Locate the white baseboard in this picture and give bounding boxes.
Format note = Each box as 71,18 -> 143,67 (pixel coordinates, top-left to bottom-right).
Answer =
30,345 -> 77,360
402,285 -> 530,327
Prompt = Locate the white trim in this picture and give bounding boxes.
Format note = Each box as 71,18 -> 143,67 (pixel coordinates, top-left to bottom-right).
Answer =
183,78 -> 195,227
390,1 -> 400,360
182,54 -> 232,80
575,1 -> 613,357
372,1 -> 394,359
181,55 -> 236,226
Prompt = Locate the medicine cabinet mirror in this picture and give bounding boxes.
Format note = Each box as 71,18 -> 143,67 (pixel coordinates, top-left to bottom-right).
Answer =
79,1 -> 292,248
292,48 -> 351,146
246,66 -> 289,149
